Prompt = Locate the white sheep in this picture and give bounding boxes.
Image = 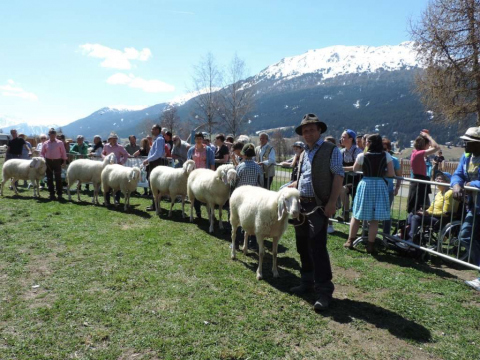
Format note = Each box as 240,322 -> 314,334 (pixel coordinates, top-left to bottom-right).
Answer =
1,157 -> 47,198
229,186 -> 300,280
150,159 -> 196,217
66,153 -> 116,204
101,164 -> 141,211
187,164 -> 237,233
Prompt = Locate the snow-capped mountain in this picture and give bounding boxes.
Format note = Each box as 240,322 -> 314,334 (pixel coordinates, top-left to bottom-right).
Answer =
0,123 -> 60,136
254,41 -> 420,83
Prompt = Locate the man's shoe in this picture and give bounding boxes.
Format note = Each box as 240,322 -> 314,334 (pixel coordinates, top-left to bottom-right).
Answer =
313,294 -> 331,311
289,283 -> 315,295
327,225 -> 335,234
49,195 -> 56,201
465,278 -> 480,291
57,196 -> 65,202
146,206 -> 155,211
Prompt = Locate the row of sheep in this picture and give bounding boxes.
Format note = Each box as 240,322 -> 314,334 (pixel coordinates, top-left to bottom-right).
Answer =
1,157 -> 301,280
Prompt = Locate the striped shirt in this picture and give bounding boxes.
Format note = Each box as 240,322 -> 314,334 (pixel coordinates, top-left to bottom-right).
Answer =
298,138 -> 344,197
235,159 -> 264,188
41,139 -> 67,160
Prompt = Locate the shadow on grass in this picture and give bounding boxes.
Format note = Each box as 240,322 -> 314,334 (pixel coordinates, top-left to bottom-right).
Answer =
103,203 -> 152,219
325,298 -> 432,342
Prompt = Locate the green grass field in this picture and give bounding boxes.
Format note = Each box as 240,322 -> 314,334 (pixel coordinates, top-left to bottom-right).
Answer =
1,165 -> 479,359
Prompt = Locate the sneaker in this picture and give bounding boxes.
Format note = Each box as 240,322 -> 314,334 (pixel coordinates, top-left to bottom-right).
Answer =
146,206 -> 156,211
465,278 -> 480,291
327,225 -> 335,234
313,294 -> 331,311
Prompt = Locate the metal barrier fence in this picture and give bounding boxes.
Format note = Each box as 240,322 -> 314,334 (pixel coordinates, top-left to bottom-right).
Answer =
271,164 -> 479,271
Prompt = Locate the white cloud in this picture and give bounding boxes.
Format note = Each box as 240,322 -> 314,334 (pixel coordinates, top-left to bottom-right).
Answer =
79,44 -> 152,70
106,73 -> 175,93
0,81 -> 38,101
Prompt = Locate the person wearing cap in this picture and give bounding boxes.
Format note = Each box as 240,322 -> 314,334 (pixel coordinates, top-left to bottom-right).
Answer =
144,124 -> 167,211
70,135 -> 89,158
102,132 -> 130,205
255,132 -> 276,190
6,129 -> 31,162
288,113 -> 344,311
451,127 -> 480,291
408,171 -> 459,241
338,129 -> 363,224
41,128 -> 67,200
125,135 -> 140,156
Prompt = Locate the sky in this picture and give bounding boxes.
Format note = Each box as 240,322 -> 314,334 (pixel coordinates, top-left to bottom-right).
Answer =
0,0 -> 430,126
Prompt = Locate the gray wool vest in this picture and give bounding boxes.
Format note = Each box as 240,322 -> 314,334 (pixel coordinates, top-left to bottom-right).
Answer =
297,141 -> 336,206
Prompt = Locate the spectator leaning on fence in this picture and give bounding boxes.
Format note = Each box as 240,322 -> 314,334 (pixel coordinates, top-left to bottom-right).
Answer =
255,132 -> 276,190
70,135 -> 89,158
89,135 -> 103,158
125,135 -> 140,156
171,135 -> 190,168
6,129 -> 31,161
339,129 -> 363,223
288,113 -> 344,311
41,128 -> 67,201
144,124 -> 167,211
451,127 -> 480,292
408,171 -> 458,241
344,134 -> 395,254
133,138 -> 151,197
407,131 -> 440,213
382,137 -> 402,236
187,132 -> 215,218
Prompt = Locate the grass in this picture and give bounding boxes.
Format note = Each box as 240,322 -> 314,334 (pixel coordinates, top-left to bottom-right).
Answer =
0,164 -> 479,359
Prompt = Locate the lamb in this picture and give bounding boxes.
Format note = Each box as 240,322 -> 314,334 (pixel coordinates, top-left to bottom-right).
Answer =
1,157 -> 47,198
150,159 -> 196,217
187,164 -> 237,233
229,186 -> 300,280
101,164 -> 141,211
66,153 -> 116,204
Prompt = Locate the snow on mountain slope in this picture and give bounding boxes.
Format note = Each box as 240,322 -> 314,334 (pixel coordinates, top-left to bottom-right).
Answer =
255,41 -> 420,83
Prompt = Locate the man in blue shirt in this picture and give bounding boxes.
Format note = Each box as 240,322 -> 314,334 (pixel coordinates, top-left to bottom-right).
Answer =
144,124 -> 166,211
289,114 -> 344,311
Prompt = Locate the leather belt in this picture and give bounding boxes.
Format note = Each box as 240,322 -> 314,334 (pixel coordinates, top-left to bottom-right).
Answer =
300,196 -> 316,203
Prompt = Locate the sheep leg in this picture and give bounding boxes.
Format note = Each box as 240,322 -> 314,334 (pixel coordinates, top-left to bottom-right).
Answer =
243,231 -> 249,255
218,206 -> 223,229
256,236 -> 265,280
77,181 -> 82,201
181,196 -> 186,218
168,196 -> 174,218
0,178 -> 6,196
92,183 -> 97,204
189,194 -> 195,222
208,204 -> 214,233
155,191 -> 161,216
124,190 -> 129,211
272,236 -> 280,278
230,222 -> 239,260
12,178 -> 19,195
67,179 -> 72,201
33,178 -> 39,197
103,185 -> 110,206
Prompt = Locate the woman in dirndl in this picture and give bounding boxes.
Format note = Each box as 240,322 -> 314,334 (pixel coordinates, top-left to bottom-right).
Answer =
343,134 -> 395,253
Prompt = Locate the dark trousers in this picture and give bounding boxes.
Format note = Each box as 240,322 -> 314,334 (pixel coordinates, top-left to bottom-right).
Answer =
294,201 -> 334,297
460,210 -> 480,267
147,157 -> 167,205
194,199 -> 202,216
408,213 -> 439,240
105,190 -> 121,204
263,176 -> 274,190
46,159 -> 63,197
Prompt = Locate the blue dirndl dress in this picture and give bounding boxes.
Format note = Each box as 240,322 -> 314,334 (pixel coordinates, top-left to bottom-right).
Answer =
352,152 -> 391,221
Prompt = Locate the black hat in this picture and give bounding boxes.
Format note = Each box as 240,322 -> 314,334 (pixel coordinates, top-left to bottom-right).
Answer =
241,143 -> 256,157
295,113 -> 327,136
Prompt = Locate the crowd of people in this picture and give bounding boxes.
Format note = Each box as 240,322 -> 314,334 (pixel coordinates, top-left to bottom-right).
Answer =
3,115 -> 480,308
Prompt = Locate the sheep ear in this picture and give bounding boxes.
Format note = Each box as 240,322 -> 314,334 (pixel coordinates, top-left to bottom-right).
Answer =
128,170 -> 135,182
278,196 -> 286,220
222,171 -> 228,184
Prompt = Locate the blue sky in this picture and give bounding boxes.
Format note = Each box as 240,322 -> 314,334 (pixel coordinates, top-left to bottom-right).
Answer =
0,0 -> 429,126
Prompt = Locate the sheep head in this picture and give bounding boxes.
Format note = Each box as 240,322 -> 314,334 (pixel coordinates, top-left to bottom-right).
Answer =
277,188 -> 300,221
216,164 -> 235,184
183,160 -> 196,175
103,153 -> 116,166
30,157 -> 41,169
129,167 -> 141,182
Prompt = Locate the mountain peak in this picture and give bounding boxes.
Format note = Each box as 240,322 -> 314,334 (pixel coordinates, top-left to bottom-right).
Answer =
255,41 -> 420,83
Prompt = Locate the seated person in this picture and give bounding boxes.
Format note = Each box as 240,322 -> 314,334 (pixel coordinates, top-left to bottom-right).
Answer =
408,171 -> 459,241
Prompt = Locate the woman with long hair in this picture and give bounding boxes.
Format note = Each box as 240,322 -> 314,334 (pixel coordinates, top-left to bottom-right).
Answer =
344,134 -> 395,253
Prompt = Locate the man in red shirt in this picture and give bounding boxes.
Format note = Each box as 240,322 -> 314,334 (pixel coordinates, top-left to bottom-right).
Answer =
41,128 -> 67,201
